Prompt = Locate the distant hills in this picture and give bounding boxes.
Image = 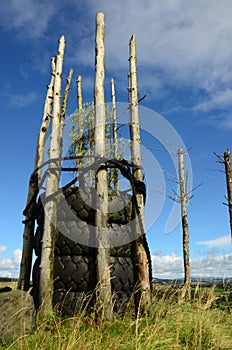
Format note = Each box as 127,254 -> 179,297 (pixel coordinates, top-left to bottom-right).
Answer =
0,277 -> 18,282
1,276 -> 232,287
152,277 -> 232,287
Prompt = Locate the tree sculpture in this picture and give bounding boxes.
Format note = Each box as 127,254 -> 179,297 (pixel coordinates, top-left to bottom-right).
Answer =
18,12 -> 152,319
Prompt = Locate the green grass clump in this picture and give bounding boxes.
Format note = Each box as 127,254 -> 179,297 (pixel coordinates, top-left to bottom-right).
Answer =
2,285 -> 232,350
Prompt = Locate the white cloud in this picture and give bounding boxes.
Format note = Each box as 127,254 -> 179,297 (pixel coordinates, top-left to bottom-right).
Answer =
0,245 -> 7,252
13,249 -> 22,265
151,251 -> 232,278
197,234 -> 231,247
0,248 -> 22,278
0,0 -> 57,38
2,0 -> 232,110
151,253 -> 184,278
7,91 -> 38,108
191,253 -> 232,278
220,115 -> 232,129
195,89 -> 232,112
83,0 -> 232,106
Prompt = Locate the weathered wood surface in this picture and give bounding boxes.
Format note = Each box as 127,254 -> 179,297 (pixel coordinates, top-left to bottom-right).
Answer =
128,34 -> 151,312
94,12 -> 112,320
18,57 -> 56,291
39,36 -> 66,317
178,148 -> 191,301
111,78 -> 119,191
224,150 -> 232,240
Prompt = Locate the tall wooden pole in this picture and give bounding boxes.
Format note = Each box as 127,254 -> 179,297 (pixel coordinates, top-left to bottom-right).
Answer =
87,102 -> 95,188
94,12 -> 112,320
18,57 -> 56,291
76,75 -> 85,186
77,75 -> 83,110
224,150 -> 232,239
39,36 -> 66,317
62,68 -> 73,122
128,34 -> 151,312
111,78 -> 119,191
178,148 -> 191,301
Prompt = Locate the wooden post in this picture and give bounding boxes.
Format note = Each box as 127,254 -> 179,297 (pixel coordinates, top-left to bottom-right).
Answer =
128,34 -> 151,312
94,12 -> 112,320
62,68 -> 73,122
178,148 -> 191,301
111,78 -> 119,191
87,102 -> 95,188
77,75 -> 83,110
18,57 -> 56,291
39,36 -> 66,317
76,75 -> 85,187
224,150 -> 232,239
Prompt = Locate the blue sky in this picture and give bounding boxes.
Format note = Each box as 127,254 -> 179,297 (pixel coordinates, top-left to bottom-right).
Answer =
0,0 -> 232,279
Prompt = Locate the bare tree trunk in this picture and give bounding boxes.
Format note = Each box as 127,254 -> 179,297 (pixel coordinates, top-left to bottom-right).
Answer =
39,36 -> 66,317
77,75 -> 83,111
76,75 -> 84,142
76,75 -> 85,187
87,102 -> 95,188
128,34 -> 151,312
224,150 -> 232,239
94,12 -> 112,320
178,148 -> 191,301
60,67 -> 73,162
62,68 -> 73,122
18,57 -> 56,291
60,66 -> 73,164
111,78 -> 119,191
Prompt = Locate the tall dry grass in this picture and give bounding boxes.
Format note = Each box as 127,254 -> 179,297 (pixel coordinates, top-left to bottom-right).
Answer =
2,285 -> 232,350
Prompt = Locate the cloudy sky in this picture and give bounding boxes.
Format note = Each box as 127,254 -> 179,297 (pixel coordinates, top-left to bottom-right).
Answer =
0,0 -> 232,279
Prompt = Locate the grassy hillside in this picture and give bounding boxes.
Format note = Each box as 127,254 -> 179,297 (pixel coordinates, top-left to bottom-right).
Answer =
1,284 -> 232,349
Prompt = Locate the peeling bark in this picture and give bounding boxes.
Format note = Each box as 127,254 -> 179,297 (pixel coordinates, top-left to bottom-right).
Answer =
18,57 -> 56,291
39,36 -> 66,317
129,34 -> 151,312
179,148 -> 191,301
76,75 -> 85,186
94,12 -> 112,320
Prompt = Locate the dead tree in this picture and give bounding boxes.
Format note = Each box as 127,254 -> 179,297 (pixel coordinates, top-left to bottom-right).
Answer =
165,149 -> 197,300
178,148 -> 191,301
39,36 -> 66,317
214,150 -> 232,239
18,11 -> 152,319
224,150 -> 232,239
128,34 -> 151,312
94,12 -> 113,320
18,57 -> 56,291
